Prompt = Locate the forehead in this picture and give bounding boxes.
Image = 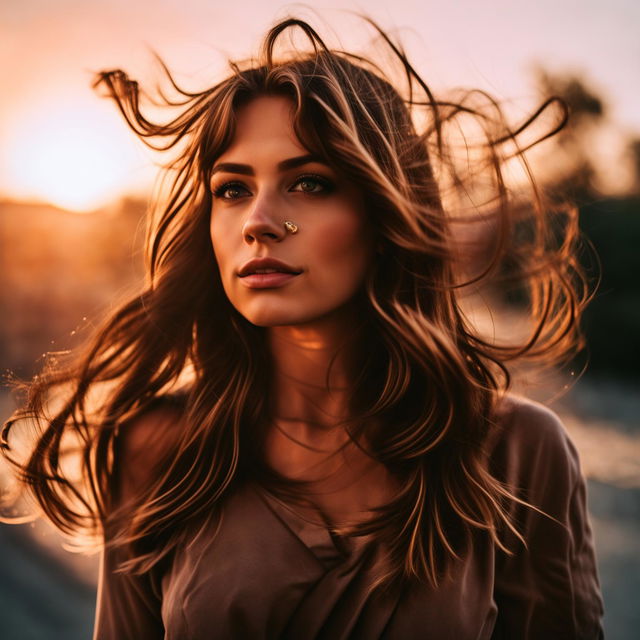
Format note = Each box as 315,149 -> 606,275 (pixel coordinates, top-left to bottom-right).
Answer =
221,96 -> 306,160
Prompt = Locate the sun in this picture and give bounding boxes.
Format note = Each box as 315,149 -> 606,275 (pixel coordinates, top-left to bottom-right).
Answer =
3,97 -> 151,212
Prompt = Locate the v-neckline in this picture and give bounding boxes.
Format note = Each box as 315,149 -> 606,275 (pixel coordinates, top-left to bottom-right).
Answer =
252,484 -> 366,568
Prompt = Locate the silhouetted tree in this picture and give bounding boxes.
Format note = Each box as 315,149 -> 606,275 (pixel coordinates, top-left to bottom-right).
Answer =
532,69 -> 640,379
535,69 -> 607,202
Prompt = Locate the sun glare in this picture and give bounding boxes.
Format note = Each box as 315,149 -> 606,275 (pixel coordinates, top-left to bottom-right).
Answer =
3,98 -> 150,212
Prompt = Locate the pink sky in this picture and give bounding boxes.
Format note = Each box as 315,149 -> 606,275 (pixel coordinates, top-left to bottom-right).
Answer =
1,0 -> 638,210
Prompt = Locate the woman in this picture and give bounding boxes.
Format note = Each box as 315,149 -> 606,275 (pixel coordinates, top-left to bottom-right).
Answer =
2,17 -> 603,639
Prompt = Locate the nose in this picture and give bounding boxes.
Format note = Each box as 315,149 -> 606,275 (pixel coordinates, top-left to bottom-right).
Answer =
242,193 -> 286,244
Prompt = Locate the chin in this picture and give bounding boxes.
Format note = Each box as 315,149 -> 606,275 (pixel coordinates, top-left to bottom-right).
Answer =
243,310 -> 314,328
240,300 -> 362,329
237,300 -> 327,328
237,305 -> 290,327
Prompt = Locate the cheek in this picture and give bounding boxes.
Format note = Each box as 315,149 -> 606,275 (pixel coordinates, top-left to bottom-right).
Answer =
210,217 -> 231,274
313,212 -> 372,282
209,218 -> 238,304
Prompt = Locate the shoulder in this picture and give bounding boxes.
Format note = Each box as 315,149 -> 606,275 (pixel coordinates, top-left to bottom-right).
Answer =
492,394 -> 572,448
118,396 -> 186,460
489,397 -> 604,635
114,396 -> 188,504
488,394 -> 582,492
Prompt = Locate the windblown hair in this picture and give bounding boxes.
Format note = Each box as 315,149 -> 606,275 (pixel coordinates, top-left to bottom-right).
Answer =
1,17 -> 588,590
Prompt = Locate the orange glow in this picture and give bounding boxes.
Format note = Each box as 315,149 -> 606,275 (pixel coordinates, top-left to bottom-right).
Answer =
3,97 -> 150,212
0,2 -> 638,211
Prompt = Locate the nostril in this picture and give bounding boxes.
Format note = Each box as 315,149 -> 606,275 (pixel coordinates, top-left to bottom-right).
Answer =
242,211 -> 285,242
245,232 -> 279,243
244,230 -> 280,242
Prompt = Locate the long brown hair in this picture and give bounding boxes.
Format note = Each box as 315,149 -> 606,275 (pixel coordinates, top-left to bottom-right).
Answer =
1,17 -> 588,590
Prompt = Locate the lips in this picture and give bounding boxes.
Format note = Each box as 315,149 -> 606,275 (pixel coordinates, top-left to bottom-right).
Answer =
238,257 -> 302,278
237,257 -> 303,289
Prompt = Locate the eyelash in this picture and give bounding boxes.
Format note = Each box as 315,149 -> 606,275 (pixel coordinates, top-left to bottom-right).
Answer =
212,173 -> 334,200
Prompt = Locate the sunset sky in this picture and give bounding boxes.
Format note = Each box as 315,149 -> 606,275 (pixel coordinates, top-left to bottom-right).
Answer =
1,0 -> 638,211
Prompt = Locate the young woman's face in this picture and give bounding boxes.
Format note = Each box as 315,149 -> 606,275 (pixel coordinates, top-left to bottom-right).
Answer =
209,96 -> 373,327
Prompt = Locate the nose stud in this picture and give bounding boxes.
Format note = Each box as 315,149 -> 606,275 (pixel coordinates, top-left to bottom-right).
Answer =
284,220 -> 299,235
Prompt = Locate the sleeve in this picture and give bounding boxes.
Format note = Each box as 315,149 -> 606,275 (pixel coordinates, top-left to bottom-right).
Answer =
93,539 -> 165,640
490,398 -> 604,640
92,407 -> 179,639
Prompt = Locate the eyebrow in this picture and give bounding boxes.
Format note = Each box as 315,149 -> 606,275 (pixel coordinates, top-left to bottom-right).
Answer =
210,153 -> 325,176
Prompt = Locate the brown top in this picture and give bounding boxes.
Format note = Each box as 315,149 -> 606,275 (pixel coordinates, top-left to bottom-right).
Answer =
93,397 -> 604,639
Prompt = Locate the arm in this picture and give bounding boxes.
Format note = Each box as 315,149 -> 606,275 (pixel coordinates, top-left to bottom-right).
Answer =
93,403 -> 184,640
93,538 -> 165,639
490,398 -> 604,639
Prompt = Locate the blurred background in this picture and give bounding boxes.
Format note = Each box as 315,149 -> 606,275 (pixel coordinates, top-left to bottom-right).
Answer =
1,1 -> 638,638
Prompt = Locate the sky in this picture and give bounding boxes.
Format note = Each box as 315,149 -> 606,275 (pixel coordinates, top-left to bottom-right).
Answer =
1,0 -> 638,211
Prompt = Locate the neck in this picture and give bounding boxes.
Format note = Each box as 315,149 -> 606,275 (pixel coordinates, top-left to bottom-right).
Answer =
267,307 -> 364,429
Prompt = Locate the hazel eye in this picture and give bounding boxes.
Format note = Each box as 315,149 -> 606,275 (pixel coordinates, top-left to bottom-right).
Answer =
213,182 -> 251,200
290,175 -> 333,195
